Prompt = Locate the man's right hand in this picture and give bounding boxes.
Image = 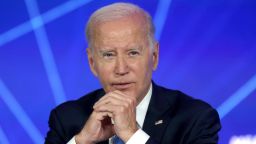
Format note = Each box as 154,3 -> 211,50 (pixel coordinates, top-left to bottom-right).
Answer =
74,110 -> 114,144
74,90 -> 137,144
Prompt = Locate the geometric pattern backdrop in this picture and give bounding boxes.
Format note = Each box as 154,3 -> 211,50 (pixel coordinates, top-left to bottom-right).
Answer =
0,0 -> 255,143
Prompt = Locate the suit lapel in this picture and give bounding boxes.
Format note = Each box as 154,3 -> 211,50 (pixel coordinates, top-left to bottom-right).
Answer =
142,82 -> 176,143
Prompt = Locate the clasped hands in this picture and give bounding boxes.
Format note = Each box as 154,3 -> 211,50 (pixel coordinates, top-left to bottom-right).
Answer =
75,90 -> 138,144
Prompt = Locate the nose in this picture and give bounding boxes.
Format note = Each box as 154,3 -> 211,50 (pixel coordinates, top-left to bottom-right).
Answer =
114,56 -> 129,76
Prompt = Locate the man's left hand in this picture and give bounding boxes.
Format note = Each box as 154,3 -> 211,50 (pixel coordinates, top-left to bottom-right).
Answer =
93,90 -> 138,142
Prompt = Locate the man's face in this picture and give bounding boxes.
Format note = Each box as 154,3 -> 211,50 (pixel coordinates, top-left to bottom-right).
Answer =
87,17 -> 159,103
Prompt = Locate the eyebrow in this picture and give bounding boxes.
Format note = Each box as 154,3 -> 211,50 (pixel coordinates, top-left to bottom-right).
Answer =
127,47 -> 141,51
129,46 -> 145,52
98,49 -> 115,53
97,45 -> 144,53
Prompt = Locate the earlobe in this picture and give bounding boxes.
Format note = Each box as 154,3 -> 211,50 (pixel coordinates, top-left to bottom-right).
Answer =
86,48 -> 98,76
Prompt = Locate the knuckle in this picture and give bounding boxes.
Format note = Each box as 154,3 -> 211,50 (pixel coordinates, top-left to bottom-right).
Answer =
124,103 -> 129,108
119,106 -> 125,112
127,99 -> 133,105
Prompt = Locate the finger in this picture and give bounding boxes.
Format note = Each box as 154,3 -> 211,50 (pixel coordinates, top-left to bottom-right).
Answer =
94,104 -> 125,125
98,90 -> 129,103
113,90 -> 137,107
112,90 -> 129,98
94,93 -> 136,115
94,92 -> 126,108
94,98 -> 123,110
92,111 -> 113,121
94,103 -> 135,117
94,103 -> 121,114
100,91 -> 125,102
112,90 -> 136,103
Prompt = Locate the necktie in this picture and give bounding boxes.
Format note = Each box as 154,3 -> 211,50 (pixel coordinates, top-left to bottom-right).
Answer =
112,135 -> 125,144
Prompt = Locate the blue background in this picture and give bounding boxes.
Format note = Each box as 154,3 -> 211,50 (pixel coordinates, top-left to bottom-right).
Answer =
0,0 -> 255,143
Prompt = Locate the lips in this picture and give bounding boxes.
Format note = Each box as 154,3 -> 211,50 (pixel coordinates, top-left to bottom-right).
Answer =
111,82 -> 134,90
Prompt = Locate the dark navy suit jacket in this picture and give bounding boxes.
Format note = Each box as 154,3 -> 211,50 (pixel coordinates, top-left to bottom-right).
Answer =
45,83 -> 221,144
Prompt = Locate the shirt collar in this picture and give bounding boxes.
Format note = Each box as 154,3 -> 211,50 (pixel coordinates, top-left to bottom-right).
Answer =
136,83 -> 152,128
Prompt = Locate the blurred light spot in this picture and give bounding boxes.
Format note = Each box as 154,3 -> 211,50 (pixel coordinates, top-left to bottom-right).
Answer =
229,135 -> 256,144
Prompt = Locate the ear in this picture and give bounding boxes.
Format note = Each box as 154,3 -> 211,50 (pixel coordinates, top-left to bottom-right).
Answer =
86,48 -> 98,76
152,42 -> 159,71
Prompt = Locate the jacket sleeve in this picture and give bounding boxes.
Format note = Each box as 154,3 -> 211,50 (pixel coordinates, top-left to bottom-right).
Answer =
45,109 -> 67,144
146,138 -> 159,144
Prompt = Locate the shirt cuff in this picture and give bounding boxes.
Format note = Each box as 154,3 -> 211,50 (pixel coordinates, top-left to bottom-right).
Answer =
126,129 -> 150,144
67,136 -> 76,144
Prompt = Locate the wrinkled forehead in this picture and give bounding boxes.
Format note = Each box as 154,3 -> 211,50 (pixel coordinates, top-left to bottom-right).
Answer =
91,17 -> 150,49
94,14 -> 148,34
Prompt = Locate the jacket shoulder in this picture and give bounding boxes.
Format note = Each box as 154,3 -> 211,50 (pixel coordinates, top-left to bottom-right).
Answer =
157,85 -> 216,114
46,89 -> 104,142
153,85 -> 221,143
54,89 -> 104,114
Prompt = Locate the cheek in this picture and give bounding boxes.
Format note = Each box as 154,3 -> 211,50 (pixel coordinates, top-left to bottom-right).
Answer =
140,56 -> 153,71
95,62 -> 112,80
96,61 -> 113,73
132,60 -> 152,79
96,65 -> 113,92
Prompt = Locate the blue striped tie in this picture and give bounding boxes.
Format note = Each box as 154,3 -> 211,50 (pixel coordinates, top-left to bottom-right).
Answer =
112,135 -> 124,144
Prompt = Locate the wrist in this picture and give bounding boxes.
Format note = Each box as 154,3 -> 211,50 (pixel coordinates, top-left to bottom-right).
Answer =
120,127 -> 139,142
75,133 -> 95,144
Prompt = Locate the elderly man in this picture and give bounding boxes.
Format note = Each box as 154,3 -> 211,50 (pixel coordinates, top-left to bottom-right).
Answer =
45,2 -> 221,144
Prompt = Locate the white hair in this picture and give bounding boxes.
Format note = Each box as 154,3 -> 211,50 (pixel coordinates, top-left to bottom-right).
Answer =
85,2 -> 156,49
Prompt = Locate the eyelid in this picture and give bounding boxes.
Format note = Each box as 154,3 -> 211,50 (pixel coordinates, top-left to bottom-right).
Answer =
103,52 -> 113,55
101,51 -> 116,59
128,50 -> 140,56
129,50 -> 139,53
128,48 -> 140,52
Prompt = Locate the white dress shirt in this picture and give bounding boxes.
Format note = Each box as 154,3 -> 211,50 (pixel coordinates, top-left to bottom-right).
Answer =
68,84 -> 152,144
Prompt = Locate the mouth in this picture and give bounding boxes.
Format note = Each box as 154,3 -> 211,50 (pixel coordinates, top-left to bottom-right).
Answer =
111,82 -> 134,90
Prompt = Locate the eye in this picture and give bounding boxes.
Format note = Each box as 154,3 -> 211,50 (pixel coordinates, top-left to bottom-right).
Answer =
102,52 -> 115,59
128,50 -> 140,57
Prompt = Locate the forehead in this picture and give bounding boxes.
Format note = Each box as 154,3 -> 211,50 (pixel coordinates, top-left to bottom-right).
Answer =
91,17 -> 149,50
